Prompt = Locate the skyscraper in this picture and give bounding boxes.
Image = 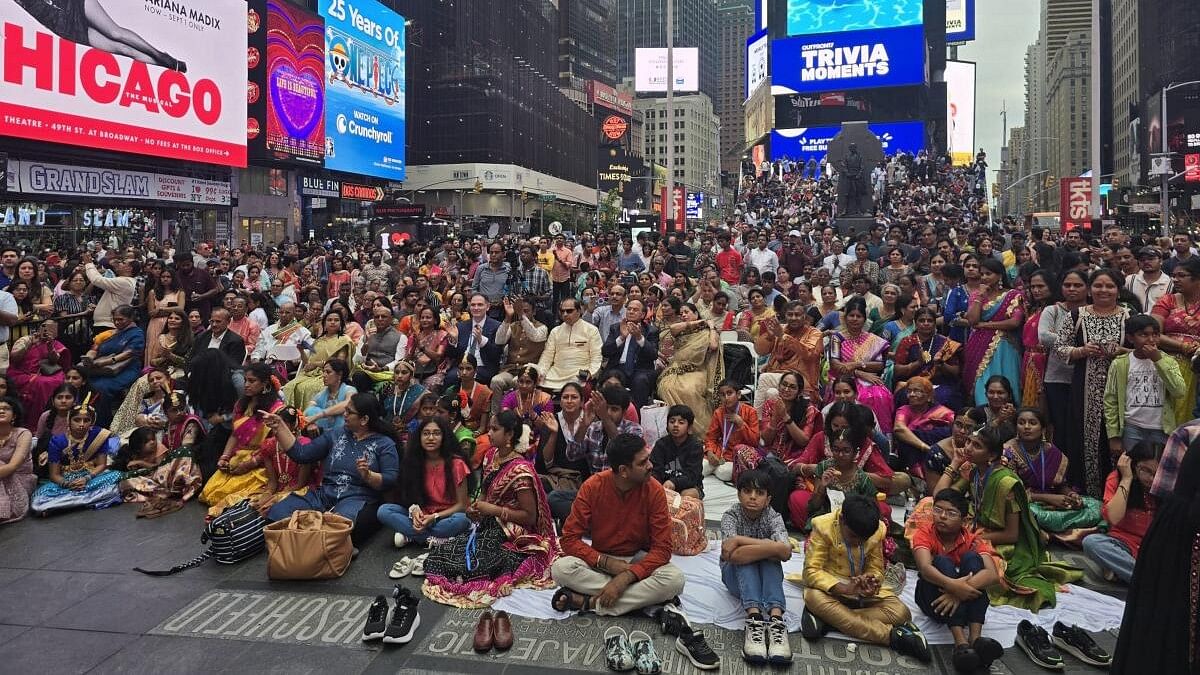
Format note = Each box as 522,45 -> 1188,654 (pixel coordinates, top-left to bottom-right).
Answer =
717,0 -> 753,176
559,0 -> 620,89
1045,31 -> 1092,203
616,0 -> 719,103
1042,0 -> 1092,59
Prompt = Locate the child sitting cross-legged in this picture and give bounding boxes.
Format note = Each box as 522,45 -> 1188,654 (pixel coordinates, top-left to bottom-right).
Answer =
720,469 -> 792,666
911,488 -> 1005,673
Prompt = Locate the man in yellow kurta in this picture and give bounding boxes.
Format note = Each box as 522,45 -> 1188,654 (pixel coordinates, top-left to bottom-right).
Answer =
800,495 -> 931,663
536,297 -> 602,392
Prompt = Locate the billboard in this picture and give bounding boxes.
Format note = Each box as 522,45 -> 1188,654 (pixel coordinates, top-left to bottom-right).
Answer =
588,80 -> 633,116
0,0 -> 247,166
7,160 -> 230,205
945,61 -> 976,165
686,192 -> 703,219
598,146 -> 633,194
746,30 -> 769,99
771,26 -> 926,95
1059,177 -> 1092,231
322,0 -> 406,180
787,0 -> 924,37
770,122 -> 926,170
946,0 -> 976,43
634,48 -> 699,93
248,0 -> 325,165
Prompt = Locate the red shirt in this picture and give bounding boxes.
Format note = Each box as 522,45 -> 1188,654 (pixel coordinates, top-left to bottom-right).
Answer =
1100,470 -> 1155,558
561,470 -> 674,581
423,457 -> 470,514
911,521 -> 999,566
715,248 -> 744,284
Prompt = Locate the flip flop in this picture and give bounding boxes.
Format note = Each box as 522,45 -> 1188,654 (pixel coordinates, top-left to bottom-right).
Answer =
411,554 -> 427,577
388,557 -> 415,579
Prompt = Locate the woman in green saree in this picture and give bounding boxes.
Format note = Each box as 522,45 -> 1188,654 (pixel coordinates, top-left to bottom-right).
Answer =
657,302 -> 724,437
934,426 -> 1082,611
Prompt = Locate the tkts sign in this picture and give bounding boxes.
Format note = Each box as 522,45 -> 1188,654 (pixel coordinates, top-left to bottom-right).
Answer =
1059,178 -> 1093,231
0,0 -> 247,166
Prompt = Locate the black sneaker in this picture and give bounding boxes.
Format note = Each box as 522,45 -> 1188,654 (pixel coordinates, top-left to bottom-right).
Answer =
383,587 -> 421,644
951,644 -> 980,673
674,627 -> 720,670
799,607 -> 828,640
1051,622 -> 1111,667
1016,620 -> 1064,670
973,636 -> 1004,669
889,622 -> 931,663
659,603 -> 692,638
361,595 -> 389,641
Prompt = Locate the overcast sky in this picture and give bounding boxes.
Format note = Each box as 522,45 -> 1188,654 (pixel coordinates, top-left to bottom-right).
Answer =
955,0 -> 1041,164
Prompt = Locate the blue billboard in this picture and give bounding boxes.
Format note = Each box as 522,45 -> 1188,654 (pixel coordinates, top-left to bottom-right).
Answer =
770,122 -> 927,170
787,0 -> 923,37
946,0 -> 976,43
321,0 -> 406,180
772,25 -> 926,95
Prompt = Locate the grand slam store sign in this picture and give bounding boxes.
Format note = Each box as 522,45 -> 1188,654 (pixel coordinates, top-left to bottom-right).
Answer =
771,24 -> 926,95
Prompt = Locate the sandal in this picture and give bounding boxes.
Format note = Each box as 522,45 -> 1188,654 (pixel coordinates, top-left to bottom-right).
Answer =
411,553 -> 428,577
388,557 -> 415,579
551,587 -> 593,613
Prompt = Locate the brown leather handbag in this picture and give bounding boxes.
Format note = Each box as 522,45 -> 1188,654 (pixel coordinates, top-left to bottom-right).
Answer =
264,510 -> 354,579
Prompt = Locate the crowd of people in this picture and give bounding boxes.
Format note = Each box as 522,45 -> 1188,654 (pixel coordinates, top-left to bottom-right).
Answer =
0,151 -> 1195,673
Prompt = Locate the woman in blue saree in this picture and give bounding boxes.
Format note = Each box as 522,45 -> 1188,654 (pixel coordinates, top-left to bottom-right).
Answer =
963,259 -> 1024,406
84,305 -> 145,425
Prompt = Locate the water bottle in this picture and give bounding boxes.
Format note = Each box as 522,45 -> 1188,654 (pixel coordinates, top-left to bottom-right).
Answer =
904,496 -> 916,523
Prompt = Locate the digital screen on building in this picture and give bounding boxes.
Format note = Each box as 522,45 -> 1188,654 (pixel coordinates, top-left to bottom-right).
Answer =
787,0 -> 924,37
248,0 -> 326,165
945,60 -> 976,165
746,30 -> 769,99
770,121 -> 926,170
946,0 -> 976,43
322,0 -> 406,180
634,48 -> 700,93
771,25 -> 926,94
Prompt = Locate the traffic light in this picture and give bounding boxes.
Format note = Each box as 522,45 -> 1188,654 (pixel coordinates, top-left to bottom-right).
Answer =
1027,196 -> 1034,210
520,190 -> 528,202
991,184 -> 1000,198
473,180 -> 483,194
1112,178 -> 1120,189
1044,175 -> 1056,189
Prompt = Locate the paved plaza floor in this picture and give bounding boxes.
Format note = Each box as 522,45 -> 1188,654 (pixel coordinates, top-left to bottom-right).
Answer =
0,501 -> 1122,674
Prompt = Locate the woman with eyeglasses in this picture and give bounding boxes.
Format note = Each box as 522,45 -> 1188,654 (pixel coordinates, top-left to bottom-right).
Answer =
1151,256 -> 1200,424
379,416 -> 471,549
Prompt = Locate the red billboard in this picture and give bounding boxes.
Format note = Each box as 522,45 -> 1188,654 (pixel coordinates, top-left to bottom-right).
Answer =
660,186 -> 685,234
1059,177 -> 1092,231
588,80 -> 633,115
0,0 -> 248,166
1186,154 -> 1200,183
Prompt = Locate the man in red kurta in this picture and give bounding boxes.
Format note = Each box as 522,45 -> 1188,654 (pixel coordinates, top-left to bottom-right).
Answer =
551,433 -> 685,616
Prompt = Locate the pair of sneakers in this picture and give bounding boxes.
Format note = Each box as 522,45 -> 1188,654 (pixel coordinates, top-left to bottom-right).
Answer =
1016,620 -> 1112,670
742,613 -> 792,666
603,627 -> 661,674
657,604 -> 720,670
362,585 -> 421,645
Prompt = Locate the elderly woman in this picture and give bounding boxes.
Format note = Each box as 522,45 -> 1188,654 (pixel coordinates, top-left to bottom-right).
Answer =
8,319 -> 70,429
83,305 -> 145,426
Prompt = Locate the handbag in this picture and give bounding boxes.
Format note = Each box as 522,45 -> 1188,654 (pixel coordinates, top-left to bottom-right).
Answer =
542,466 -> 583,492
663,488 -> 707,556
264,509 -> 354,580
133,499 -> 266,576
639,400 -> 669,449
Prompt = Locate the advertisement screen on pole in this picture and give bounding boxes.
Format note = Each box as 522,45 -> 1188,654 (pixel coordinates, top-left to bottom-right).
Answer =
634,48 -> 699,93
946,0 -> 976,42
322,0 -> 406,180
0,0 -> 247,166
770,122 -> 926,171
787,0 -> 923,37
746,30 -> 769,99
945,61 -> 976,165
771,26 -> 926,95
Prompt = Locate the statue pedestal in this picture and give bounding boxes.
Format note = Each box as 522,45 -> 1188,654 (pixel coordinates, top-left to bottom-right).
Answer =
835,216 -> 875,240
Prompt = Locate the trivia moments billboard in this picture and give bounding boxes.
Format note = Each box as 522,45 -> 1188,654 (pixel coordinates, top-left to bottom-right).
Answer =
0,0 -> 247,166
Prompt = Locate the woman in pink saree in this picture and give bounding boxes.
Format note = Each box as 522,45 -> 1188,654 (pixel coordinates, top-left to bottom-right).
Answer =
8,319 -> 70,430
830,298 -> 895,433
1019,270 -> 1055,409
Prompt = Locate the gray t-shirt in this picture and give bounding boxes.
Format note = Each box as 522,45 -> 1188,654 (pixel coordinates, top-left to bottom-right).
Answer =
720,504 -> 789,544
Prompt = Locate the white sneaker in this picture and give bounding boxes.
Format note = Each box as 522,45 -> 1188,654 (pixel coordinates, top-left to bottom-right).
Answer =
394,532 -> 409,548
742,617 -> 768,665
766,616 -> 792,664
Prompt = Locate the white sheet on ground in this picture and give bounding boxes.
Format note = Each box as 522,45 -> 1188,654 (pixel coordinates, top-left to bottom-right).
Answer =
491,542 -> 1126,647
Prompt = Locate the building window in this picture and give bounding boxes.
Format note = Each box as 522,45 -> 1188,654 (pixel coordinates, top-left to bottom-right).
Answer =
242,167 -> 288,196
238,217 -> 286,245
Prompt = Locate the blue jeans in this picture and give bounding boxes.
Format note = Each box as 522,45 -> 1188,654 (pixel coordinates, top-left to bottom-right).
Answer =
1082,533 -> 1135,583
720,559 -> 787,614
914,553 -> 989,628
1122,425 -> 1167,453
376,505 -> 471,543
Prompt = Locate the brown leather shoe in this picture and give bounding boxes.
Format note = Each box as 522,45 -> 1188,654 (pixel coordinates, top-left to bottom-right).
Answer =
493,611 -> 514,651
473,611 -> 495,652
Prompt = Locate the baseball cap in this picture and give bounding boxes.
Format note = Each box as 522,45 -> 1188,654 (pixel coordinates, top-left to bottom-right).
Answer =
788,229 -> 802,237
1137,246 -> 1163,259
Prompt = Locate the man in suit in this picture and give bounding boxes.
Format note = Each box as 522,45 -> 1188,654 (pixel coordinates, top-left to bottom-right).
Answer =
600,298 -> 659,408
445,293 -> 502,386
190,307 -> 248,393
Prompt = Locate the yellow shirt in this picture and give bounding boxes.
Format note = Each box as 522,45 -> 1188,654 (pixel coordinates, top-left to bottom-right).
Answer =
800,510 -> 893,599
537,250 -> 555,273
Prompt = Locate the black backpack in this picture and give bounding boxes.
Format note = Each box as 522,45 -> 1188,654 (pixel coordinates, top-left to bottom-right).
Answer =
134,499 -> 266,576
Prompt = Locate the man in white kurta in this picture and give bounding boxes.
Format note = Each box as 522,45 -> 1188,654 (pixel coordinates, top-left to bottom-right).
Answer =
537,297 -> 602,392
